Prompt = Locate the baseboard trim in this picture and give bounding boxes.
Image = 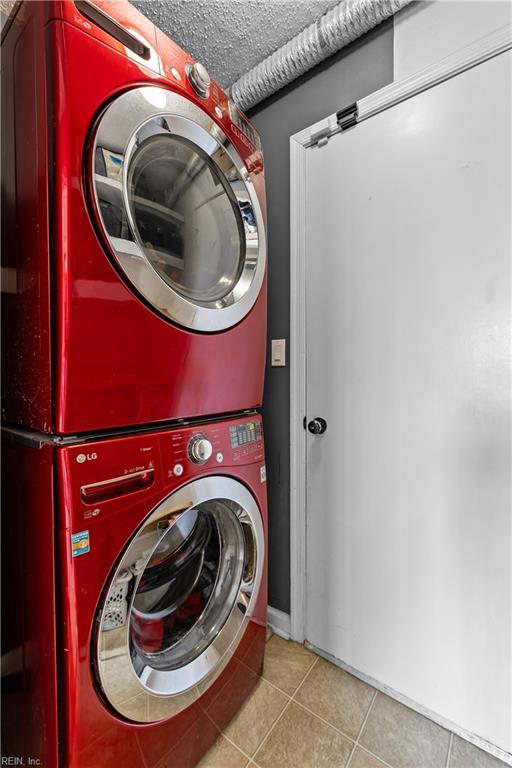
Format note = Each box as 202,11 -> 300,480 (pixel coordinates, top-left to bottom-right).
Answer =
267,606 -> 291,640
306,642 -> 512,766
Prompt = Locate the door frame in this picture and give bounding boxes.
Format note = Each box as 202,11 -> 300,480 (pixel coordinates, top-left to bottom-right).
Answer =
289,23 -> 512,645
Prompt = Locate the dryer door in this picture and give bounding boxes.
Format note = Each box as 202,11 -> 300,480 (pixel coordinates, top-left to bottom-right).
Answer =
90,86 -> 265,332
95,476 -> 264,723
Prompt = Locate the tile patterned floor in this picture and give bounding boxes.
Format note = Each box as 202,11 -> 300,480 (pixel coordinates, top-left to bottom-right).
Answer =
198,631 -> 511,768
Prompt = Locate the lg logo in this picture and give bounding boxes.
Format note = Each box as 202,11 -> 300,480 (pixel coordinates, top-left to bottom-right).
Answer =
76,452 -> 98,464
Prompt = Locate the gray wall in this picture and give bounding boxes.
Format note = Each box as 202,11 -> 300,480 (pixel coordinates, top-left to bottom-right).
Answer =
249,21 -> 395,614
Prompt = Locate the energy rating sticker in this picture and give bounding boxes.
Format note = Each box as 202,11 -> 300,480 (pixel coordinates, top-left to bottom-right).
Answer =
71,530 -> 90,557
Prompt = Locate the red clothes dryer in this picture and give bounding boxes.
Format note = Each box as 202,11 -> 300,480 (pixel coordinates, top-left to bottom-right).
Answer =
1,0 -> 267,435
1,414 -> 267,767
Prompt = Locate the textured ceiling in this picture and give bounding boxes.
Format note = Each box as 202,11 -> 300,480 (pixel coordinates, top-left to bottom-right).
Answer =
132,0 -> 340,88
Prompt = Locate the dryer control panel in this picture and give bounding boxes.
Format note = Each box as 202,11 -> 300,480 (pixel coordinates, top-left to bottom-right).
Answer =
58,0 -> 263,161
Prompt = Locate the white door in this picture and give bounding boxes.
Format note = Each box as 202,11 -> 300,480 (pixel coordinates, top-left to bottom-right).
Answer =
304,50 -> 511,751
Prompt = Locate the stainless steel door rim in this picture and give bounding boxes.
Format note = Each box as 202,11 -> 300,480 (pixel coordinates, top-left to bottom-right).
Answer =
95,476 -> 264,722
91,86 -> 266,332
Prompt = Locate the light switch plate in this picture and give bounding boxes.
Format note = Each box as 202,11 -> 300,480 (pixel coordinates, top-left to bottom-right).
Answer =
271,339 -> 286,367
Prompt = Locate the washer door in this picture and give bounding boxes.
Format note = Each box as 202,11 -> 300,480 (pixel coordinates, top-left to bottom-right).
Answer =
95,477 -> 264,723
91,86 -> 265,332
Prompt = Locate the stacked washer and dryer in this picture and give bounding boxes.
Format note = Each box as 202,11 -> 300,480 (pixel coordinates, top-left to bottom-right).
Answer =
1,2 -> 268,767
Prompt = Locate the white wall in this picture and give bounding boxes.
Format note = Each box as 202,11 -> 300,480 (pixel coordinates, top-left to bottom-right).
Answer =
394,0 -> 512,80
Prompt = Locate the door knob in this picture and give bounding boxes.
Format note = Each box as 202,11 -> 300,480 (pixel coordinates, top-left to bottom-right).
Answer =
307,418 -> 327,435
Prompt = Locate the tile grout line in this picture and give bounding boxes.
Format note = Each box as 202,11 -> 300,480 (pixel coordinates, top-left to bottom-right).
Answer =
289,654 -> 320,696
207,648 -> 298,764
445,731 -> 454,768
209,639 -> 318,764
206,643 -> 394,768
214,683 -> 478,768
289,652 -> 320,695
202,705 -> 254,764
356,690 -> 379,744
290,697 -> 357,747
283,648 -> 320,697
286,655 -> 373,746
260,652 -> 320,699
208,638 -> 507,768
219,731 -> 254,764
244,653 -> 320,706
238,638 -> 318,699
346,689 -> 379,768
355,689 -> 378,744
241,666 -> 293,701
253,659 -> 391,768
258,662 -> 318,699
238,648 -> 324,764
250,695 -> 295,763
344,743 -> 358,768
208,634 -> 270,713
352,743 -> 397,768
260,646 -> 396,766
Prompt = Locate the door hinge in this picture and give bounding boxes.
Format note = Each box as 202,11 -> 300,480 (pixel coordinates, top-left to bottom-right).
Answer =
336,102 -> 358,131
309,126 -> 331,148
309,103 -> 358,147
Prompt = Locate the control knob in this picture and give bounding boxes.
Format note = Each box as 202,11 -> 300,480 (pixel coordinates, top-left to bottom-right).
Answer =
186,62 -> 211,98
188,434 -> 213,464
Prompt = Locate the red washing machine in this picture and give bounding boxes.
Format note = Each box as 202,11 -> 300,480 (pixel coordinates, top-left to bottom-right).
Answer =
1,414 -> 267,767
1,0 -> 267,435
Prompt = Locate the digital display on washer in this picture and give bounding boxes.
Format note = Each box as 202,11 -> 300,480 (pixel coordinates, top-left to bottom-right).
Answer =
229,421 -> 261,448
228,101 -> 262,151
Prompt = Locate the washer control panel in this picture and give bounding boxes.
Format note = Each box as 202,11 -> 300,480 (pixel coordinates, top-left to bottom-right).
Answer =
166,416 -> 264,479
229,420 -> 262,449
188,434 -> 213,464
61,415 -> 264,527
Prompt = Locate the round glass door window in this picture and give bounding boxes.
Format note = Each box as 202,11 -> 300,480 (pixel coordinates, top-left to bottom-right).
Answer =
91,87 -> 266,332
126,134 -> 244,304
95,477 -> 263,723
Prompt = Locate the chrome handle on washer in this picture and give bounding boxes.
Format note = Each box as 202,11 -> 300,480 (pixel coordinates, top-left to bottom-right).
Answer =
80,468 -> 154,504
